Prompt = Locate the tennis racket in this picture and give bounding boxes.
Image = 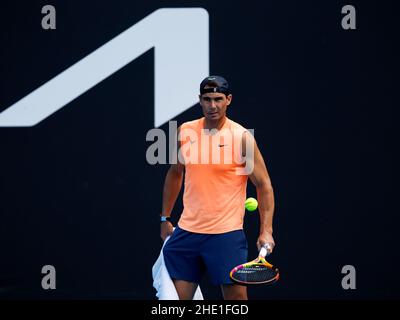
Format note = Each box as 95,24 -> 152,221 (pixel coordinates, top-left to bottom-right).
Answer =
230,243 -> 279,285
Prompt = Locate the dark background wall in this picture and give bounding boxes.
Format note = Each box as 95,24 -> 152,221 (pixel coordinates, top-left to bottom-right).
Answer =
0,0 -> 396,299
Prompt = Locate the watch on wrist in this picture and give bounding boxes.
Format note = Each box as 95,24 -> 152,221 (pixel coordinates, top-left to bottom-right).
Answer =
160,216 -> 172,223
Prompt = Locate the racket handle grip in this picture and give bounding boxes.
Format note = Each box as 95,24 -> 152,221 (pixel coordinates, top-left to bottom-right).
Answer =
259,243 -> 272,257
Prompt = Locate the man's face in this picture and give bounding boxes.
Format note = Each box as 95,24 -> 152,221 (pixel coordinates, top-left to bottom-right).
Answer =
199,91 -> 232,121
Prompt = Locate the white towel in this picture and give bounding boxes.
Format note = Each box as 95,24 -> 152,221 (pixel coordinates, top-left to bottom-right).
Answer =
152,233 -> 204,300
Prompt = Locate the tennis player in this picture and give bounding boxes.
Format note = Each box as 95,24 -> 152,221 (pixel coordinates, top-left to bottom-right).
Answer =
160,76 -> 275,300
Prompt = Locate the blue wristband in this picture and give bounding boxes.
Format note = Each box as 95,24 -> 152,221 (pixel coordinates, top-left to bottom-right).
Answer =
160,216 -> 171,223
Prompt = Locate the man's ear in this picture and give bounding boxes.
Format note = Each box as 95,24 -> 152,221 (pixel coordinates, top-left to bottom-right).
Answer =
199,94 -> 202,105
226,94 -> 232,106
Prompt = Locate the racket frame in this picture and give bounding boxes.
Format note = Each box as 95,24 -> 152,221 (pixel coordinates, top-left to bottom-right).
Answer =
229,245 -> 279,285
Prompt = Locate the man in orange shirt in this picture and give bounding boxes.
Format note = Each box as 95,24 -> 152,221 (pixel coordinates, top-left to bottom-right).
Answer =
160,76 -> 275,300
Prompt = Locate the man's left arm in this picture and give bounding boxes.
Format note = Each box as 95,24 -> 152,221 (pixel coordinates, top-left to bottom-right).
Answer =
243,132 -> 275,253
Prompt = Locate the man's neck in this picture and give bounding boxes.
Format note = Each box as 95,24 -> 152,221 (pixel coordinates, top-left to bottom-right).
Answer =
203,116 -> 227,131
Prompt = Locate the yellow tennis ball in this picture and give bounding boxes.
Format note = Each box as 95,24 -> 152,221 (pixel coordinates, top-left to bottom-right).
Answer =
245,197 -> 258,211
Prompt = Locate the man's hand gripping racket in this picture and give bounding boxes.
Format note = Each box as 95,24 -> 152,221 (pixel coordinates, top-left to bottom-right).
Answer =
230,243 -> 279,285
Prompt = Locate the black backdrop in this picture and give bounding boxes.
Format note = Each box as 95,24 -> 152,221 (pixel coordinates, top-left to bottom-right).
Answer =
0,0 -> 397,299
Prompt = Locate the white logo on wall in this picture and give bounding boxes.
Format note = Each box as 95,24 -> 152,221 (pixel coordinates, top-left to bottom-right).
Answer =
0,8 -> 209,127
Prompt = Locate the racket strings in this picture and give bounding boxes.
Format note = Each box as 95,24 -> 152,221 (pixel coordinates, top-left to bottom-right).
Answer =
232,265 -> 278,283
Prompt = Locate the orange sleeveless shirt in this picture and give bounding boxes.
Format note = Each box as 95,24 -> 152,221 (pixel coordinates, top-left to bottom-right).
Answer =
178,117 -> 248,234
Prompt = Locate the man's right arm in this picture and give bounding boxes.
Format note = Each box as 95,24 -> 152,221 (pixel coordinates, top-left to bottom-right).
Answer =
160,163 -> 184,241
160,126 -> 185,241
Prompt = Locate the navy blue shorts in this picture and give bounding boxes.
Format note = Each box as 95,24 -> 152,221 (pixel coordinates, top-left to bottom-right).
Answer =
163,226 -> 248,285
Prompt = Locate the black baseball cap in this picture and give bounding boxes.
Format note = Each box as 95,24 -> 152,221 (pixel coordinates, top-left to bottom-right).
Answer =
199,75 -> 230,95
